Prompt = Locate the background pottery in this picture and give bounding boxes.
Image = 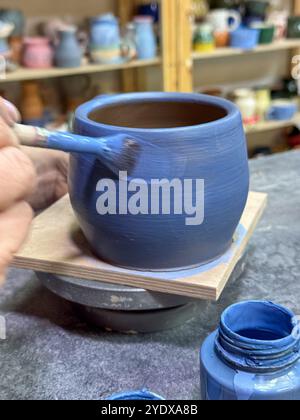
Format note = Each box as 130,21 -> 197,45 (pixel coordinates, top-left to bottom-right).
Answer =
266,100 -> 298,121
20,81 -> 44,126
230,27 -> 259,49
134,16 -> 157,60
22,37 -> 53,69
207,8 -> 241,32
90,13 -> 122,64
201,301 -> 300,400
287,16 -> 300,39
54,27 -> 82,68
70,93 -> 249,271
0,9 -> 25,37
194,23 -> 215,52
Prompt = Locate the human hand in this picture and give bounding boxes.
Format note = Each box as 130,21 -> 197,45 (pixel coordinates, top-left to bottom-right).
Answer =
0,98 -> 35,284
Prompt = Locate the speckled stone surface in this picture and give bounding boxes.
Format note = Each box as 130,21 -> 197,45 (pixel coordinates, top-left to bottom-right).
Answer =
0,151 -> 299,400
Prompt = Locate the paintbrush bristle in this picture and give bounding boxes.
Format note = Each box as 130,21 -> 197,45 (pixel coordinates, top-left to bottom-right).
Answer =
117,138 -> 141,175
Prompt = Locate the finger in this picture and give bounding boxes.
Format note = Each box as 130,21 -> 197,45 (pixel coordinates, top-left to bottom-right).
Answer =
0,98 -> 21,126
0,201 -> 33,285
0,117 -> 19,147
0,147 -> 36,212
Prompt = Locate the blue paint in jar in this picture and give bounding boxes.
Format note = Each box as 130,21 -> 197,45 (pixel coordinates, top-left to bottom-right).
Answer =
71,92 -> 249,271
200,301 -> 300,400
107,389 -> 165,400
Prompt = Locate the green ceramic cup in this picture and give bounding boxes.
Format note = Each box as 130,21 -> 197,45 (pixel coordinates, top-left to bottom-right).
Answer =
251,23 -> 275,44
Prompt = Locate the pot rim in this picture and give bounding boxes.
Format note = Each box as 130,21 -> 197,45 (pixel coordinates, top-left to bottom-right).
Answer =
75,92 -> 241,134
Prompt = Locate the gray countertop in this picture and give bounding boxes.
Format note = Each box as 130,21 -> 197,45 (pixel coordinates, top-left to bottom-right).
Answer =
0,151 -> 299,400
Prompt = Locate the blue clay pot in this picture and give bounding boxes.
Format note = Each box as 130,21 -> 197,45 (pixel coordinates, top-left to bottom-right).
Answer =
201,301 -> 300,400
107,389 -> 165,400
70,92 -> 249,271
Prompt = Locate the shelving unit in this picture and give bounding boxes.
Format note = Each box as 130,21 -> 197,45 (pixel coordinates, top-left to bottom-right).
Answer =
245,113 -> 300,134
0,58 -> 161,83
193,39 -> 300,61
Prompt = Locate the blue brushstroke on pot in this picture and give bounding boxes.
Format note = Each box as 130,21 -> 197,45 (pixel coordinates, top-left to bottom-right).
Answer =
107,389 -> 165,400
70,92 -> 249,271
134,17 -> 157,59
201,301 -> 300,400
54,29 -> 82,68
230,26 -> 260,49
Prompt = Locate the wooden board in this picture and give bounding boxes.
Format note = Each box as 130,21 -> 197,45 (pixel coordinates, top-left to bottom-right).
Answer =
11,192 -> 267,301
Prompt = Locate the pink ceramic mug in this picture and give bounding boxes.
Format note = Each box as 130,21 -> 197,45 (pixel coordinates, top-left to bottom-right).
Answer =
22,37 -> 53,69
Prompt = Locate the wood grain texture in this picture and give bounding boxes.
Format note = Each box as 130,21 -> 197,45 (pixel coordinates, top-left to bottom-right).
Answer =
11,192 -> 267,301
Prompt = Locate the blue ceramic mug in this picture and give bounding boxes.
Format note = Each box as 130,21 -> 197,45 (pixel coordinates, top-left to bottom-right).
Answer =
70,93 -> 249,271
230,26 -> 260,49
266,100 -> 298,121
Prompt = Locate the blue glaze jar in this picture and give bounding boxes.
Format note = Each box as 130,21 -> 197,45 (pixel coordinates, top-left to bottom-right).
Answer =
134,16 -> 157,60
0,9 -> 25,37
107,390 -> 165,400
201,301 -> 300,400
54,28 -> 82,68
71,92 -> 249,271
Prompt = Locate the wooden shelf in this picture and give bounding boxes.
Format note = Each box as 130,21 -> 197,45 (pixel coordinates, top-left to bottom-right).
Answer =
193,39 -> 300,61
0,57 -> 162,83
245,113 -> 300,134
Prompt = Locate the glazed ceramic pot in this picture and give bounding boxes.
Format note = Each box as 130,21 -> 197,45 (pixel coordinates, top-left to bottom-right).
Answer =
54,28 -> 82,68
23,37 -> 53,69
207,9 -> 241,32
138,2 -> 160,23
90,14 -> 122,64
287,16 -> 300,39
194,23 -> 215,52
233,88 -> 256,124
230,27 -> 259,49
0,9 -> 25,37
20,81 -> 44,126
70,93 -> 249,271
201,301 -> 300,400
134,16 -> 157,60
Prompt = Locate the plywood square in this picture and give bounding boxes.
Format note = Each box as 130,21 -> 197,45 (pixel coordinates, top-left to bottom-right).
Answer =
12,192 -> 267,300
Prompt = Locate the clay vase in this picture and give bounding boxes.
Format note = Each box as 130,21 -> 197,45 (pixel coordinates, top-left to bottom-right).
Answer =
9,36 -> 23,63
54,28 -> 82,68
23,37 -> 53,69
20,81 -> 44,126
70,93 -> 249,271
134,16 -> 157,60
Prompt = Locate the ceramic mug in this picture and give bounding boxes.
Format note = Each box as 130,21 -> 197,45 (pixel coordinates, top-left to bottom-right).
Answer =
207,9 -> 241,32
230,27 -> 259,49
250,22 -> 275,44
266,100 -> 298,121
70,93 -> 249,271
22,37 -> 53,69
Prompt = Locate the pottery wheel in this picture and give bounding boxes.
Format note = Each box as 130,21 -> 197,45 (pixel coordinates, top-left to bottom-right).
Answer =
35,250 -> 248,333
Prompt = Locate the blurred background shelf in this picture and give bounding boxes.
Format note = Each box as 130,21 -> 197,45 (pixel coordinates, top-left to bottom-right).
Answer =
193,39 -> 300,61
245,113 -> 300,134
0,58 -> 162,83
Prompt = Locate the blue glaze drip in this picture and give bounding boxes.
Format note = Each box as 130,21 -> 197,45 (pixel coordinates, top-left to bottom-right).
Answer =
200,301 -> 300,400
107,389 -> 165,400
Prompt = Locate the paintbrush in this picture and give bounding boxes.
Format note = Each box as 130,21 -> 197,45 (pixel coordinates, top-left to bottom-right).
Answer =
13,123 -> 142,176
